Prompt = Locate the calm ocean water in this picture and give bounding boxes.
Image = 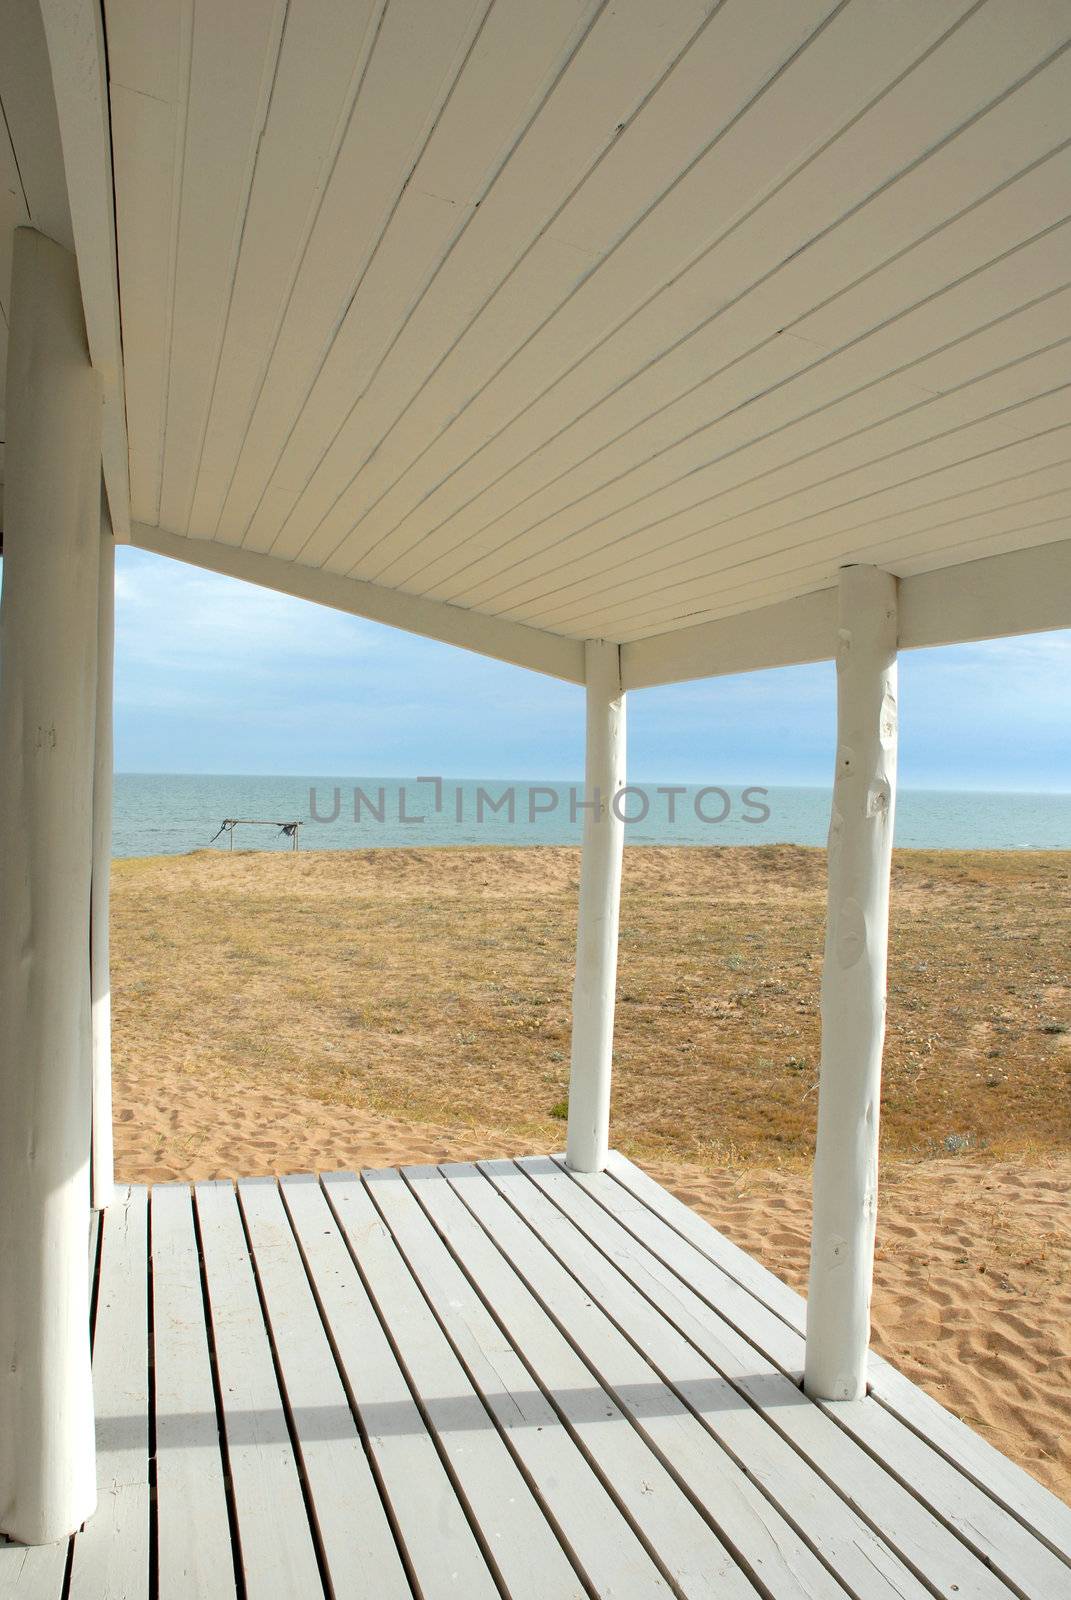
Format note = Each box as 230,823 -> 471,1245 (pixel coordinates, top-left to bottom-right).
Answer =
113,774 -> 1071,857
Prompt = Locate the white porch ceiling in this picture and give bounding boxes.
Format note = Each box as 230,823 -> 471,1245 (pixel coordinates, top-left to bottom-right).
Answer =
4,0 -> 1071,667
105,0 -> 1071,648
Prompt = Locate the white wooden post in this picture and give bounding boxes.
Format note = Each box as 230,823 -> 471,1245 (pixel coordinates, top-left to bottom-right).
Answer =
91,507 -> 115,1212
0,229 -> 103,1545
565,639 -> 626,1174
805,565 -> 899,1402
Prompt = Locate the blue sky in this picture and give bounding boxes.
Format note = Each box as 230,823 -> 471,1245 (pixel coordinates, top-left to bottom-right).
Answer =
95,546 -> 1070,790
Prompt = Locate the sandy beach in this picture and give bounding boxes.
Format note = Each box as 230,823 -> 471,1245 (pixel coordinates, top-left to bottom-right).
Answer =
111,844 -> 1070,1502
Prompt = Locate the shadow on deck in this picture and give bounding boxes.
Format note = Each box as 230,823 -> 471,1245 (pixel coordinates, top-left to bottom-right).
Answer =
3,1153 -> 1069,1599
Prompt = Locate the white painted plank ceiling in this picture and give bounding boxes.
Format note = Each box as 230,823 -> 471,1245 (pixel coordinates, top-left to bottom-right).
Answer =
94,0 -> 1071,639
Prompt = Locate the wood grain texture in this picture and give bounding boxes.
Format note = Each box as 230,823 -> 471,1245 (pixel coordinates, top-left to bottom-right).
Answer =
17,1162 -> 1066,1593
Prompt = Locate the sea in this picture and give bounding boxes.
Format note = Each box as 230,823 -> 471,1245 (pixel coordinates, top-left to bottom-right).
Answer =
112,773 -> 1071,857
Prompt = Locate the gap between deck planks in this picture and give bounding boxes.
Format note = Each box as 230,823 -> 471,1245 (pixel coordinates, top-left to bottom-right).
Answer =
1,1157 -> 1068,1600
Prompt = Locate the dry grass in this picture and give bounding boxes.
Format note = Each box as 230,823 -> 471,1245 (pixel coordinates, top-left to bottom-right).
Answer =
111,843 -> 1071,1170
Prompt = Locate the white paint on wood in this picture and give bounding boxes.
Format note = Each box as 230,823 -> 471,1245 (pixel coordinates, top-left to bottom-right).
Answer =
0,229 -> 102,1546
67,1188 -> 150,1600
311,0 -> 982,582
482,332 -> 1071,631
805,565 -> 899,1403
236,1178 -> 410,1599
281,1172 -> 499,1597
204,0 -> 599,551
385,2 -> 1062,609
184,0 -> 384,539
194,1181 -> 323,1598
407,1164 -> 751,1599
513,349 -> 1071,637
16,1161 -> 1064,1592
450,1160 -> 830,1599
566,640 -> 625,1174
130,521 -> 586,682
37,0 -> 130,537
91,513 -> 114,1212
899,535 -> 1071,649
155,0 -> 290,536
338,0 -> 1058,597
598,1151 -> 1071,1588
324,1170 -> 582,1599
261,0 -> 720,565
106,73 -> 185,526
368,1166 -> 671,1598
150,1185 -> 237,1600
536,1158 -> 1014,1600
0,0 -> 73,250
104,0 -> 1071,655
513,1159 -> 941,1600
620,538 -> 1071,687
0,1534 -> 70,1597
211,0 -> 491,545
622,589 -> 840,689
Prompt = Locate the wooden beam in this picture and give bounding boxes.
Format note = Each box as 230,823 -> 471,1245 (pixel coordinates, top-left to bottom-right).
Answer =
130,523 -> 587,683
621,589 -> 838,689
621,539 -> 1071,689
38,0 -> 131,539
91,505 -> 115,1212
128,524 -> 1068,685
565,640 -> 626,1175
805,565 -> 898,1403
898,538 -> 1071,651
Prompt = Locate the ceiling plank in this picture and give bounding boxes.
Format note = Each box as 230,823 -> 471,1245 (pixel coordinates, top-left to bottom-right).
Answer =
105,0 -> 190,524
183,0 -> 384,541
154,0 -> 289,535
309,0 -> 1005,583
207,0 -> 495,548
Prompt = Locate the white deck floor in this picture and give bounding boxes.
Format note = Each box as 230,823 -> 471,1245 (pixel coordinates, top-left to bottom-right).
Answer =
2,1154 -> 1069,1599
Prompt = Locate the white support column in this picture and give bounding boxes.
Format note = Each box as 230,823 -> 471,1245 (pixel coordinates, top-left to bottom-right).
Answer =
0,228 -> 103,1544
805,565 -> 899,1403
565,639 -> 626,1174
91,507 -> 115,1212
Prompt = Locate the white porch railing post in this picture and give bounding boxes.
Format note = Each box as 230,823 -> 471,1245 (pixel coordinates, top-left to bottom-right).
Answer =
805,564 -> 899,1402
565,639 -> 626,1174
0,229 -> 102,1544
91,506 -> 116,1212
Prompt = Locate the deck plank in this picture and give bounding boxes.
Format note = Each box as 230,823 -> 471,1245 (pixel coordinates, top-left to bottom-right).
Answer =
236,1177 -> 411,1599
68,1186 -> 150,1600
151,1183 -> 236,1600
491,1158 -> 935,1600
323,1170 -> 583,1598
600,1152 -> 1071,1591
194,1181 -> 324,1600
406,1163 -> 758,1600
5,1159 -> 1066,1600
366,1165 -> 676,1598
280,1173 -> 498,1599
0,1541 -> 69,1600
440,1160 -> 842,1600
524,1156 -> 1014,1600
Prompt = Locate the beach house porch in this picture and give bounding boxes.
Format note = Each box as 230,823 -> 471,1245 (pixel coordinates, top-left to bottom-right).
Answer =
2,0 -> 1071,1592
7,1158 -> 1070,1600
